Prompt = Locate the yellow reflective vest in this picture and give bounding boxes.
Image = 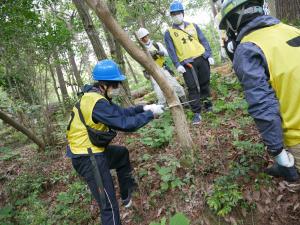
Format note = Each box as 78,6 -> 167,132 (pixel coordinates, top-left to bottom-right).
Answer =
241,23 -> 300,147
169,23 -> 205,62
67,92 -> 108,154
149,43 -> 165,68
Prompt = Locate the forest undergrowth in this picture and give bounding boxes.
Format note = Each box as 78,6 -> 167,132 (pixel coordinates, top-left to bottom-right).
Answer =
0,65 -> 299,225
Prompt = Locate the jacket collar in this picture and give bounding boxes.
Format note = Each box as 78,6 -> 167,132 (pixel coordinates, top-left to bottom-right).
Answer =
237,15 -> 280,42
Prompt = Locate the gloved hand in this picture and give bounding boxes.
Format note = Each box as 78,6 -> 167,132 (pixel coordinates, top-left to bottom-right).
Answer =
157,51 -> 165,56
176,65 -> 186,74
150,50 -> 158,56
227,41 -> 234,53
143,104 -> 164,116
208,57 -> 215,65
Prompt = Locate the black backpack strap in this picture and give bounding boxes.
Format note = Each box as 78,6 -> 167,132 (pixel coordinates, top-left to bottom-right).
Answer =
75,100 -> 88,127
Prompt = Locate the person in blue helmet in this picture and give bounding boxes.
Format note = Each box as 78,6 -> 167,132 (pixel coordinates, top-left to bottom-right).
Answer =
66,59 -> 164,225
164,0 -> 215,125
219,0 -> 300,182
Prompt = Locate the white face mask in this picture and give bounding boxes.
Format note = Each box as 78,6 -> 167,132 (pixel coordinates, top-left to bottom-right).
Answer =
172,13 -> 184,25
108,88 -> 121,98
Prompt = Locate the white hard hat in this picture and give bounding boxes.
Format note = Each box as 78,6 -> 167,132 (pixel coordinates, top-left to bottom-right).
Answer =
136,27 -> 149,39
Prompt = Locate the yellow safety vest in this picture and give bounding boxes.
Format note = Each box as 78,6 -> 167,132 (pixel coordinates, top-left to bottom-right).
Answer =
149,43 -> 165,68
169,23 -> 205,62
241,23 -> 300,147
67,92 -> 108,154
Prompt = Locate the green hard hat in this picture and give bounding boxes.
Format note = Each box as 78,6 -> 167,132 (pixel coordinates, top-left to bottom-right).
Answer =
219,0 -> 264,30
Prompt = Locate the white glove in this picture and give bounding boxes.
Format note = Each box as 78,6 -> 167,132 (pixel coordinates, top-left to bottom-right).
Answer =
227,41 -> 234,53
176,65 -> 186,74
143,104 -> 164,116
208,57 -> 215,65
275,149 -> 295,167
221,47 -> 227,58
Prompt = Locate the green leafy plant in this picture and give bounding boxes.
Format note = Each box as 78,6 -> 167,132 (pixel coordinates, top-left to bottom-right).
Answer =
207,180 -> 243,216
155,157 -> 184,192
139,112 -> 173,148
150,212 -> 190,225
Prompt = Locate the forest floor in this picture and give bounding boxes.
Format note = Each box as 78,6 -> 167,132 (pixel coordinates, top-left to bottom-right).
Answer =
0,63 -> 300,225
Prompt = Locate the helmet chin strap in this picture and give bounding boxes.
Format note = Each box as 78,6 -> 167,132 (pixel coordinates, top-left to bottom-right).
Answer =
226,4 -> 246,34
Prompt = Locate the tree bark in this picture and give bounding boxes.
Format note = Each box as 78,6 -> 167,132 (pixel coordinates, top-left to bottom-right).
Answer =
68,47 -> 83,87
84,0 -> 194,150
49,62 -> 62,104
53,50 -> 69,104
0,110 -> 45,151
124,54 -> 138,84
275,0 -> 300,22
72,0 -> 107,60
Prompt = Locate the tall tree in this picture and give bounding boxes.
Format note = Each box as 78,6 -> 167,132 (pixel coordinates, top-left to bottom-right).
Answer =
84,0 -> 194,150
72,0 -> 107,60
53,50 -> 69,104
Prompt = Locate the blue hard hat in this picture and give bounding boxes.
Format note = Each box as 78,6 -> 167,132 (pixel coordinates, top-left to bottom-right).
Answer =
92,59 -> 126,81
170,1 -> 184,13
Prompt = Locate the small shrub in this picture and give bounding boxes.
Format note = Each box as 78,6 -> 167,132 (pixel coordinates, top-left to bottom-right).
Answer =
150,212 -> 190,225
139,112 -> 173,148
207,180 -> 243,216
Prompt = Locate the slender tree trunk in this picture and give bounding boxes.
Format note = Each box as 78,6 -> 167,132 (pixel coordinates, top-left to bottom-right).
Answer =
210,0 -> 217,17
106,0 -> 133,106
275,0 -> 300,22
84,0 -> 194,150
52,50 -> 69,104
124,54 -> 138,84
68,47 -> 83,87
0,110 -> 45,151
72,0 -> 107,60
49,62 -> 62,104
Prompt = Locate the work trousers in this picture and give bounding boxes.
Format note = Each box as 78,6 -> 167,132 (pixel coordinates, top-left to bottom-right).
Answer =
289,144 -> 300,171
182,56 -> 212,113
72,145 -> 135,225
150,68 -> 186,105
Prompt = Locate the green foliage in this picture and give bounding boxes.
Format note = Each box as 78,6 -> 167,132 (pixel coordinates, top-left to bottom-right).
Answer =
156,166 -> 184,192
207,180 -> 243,216
51,180 -> 91,224
150,212 -> 190,225
14,193 -> 49,225
139,112 -> 173,148
0,205 -> 13,224
6,172 -> 46,202
0,146 -> 20,161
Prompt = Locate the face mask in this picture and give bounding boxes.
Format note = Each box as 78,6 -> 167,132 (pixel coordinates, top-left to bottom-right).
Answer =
172,13 -> 184,25
107,87 -> 121,98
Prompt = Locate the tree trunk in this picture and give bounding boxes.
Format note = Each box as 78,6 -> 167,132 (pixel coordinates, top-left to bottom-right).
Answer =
53,50 -> 69,104
107,0 -> 133,106
84,0 -> 194,150
0,110 -> 45,151
275,0 -> 300,22
210,0 -> 217,17
124,54 -> 138,84
68,47 -> 83,87
49,63 -> 62,104
72,0 -> 107,60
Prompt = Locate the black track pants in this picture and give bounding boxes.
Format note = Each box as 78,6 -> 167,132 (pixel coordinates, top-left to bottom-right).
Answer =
182,56 -> 212,113
72,145 -> 135,225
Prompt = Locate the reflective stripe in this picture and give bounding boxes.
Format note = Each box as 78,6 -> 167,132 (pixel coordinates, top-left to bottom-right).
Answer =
104,188 -> 116,225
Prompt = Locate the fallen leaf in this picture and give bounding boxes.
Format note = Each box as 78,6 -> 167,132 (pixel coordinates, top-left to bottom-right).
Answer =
253,191 -> 260,201
276,194 -> 283,202
293,203 -> 300,211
